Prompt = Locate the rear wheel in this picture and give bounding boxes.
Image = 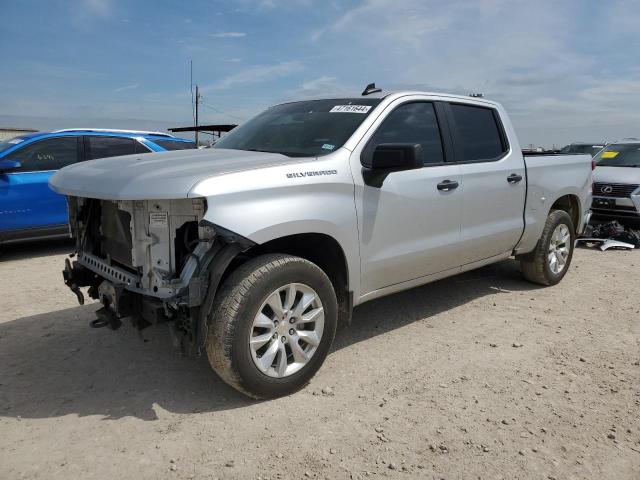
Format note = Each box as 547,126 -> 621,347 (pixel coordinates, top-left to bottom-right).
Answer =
206,254 -> 337,399
520,210 -> 575,286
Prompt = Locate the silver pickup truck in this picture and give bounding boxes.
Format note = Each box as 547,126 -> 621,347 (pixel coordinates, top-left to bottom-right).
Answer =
50,90 -> 593,399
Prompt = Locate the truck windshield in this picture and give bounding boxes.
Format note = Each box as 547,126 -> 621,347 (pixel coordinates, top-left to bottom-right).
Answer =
214,98 -> 382,157
595,144 -> 640,167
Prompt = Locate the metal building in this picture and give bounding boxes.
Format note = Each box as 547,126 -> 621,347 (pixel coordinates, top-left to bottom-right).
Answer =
0,127 -> 38,141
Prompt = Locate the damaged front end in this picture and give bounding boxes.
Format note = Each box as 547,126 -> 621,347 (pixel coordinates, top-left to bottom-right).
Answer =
62,197 -> 254,354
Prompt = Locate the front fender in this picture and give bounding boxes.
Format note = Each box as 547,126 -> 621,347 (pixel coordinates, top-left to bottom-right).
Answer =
189,155 -> 361,297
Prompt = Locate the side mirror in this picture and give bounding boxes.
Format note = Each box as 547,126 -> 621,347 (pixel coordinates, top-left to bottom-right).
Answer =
362,143 -> 423,171
0,159 -> 21,173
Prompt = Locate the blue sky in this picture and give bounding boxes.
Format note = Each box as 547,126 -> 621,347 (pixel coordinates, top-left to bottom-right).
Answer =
1,0 -> 639,146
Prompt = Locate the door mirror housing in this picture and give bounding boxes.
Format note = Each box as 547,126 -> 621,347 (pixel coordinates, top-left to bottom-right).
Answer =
0,159 -> 21,173
362,143 -> 423,171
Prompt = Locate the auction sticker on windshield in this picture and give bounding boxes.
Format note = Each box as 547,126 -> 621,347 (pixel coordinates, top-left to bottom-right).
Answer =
601,151 -> 619,158
330,105 -> 372,113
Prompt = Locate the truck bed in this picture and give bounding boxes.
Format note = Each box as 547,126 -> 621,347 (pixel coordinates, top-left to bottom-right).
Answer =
515,153 -> 593,254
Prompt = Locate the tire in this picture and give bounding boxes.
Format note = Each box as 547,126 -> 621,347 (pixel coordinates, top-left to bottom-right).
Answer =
520,209 -> 575,286
206,254 -> 338,399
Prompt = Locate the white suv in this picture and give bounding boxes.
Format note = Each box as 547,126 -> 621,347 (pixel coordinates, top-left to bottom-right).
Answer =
592,140 -> 640,223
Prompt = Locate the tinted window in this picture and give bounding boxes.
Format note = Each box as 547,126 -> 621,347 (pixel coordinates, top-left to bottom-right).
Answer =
135,141 -> 152,153
87,136 -> 136,160
154,139 -> 197,151
6,137 -> 79,172
215,98 -> 381,157
450,104 -> 506,161
369,102 -> 444,165
560,143 -> 605,157
594,143 -> 640,167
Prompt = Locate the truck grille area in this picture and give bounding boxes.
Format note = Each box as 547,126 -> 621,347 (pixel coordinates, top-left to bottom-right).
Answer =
100,201 -> 133,267
71,196 -> 208,296
593,182 -> 639,198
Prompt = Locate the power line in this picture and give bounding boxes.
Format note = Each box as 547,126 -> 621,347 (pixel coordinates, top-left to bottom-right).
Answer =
201,102 -> 245,122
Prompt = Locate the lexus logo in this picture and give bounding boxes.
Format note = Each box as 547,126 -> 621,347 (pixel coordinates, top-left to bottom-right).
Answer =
601,185 -> 613,194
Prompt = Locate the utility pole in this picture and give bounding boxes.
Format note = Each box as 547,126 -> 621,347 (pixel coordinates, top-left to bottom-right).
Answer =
195,85 -> 200,146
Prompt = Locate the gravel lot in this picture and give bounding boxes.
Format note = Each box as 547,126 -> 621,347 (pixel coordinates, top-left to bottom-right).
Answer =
0,240 -> 638,480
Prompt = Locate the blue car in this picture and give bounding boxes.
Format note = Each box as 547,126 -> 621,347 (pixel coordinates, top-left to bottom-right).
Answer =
0,129 -> 196,244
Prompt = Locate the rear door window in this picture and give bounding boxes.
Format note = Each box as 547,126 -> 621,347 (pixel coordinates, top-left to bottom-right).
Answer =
449,104 -> 507,162
368,102 -> 445,165
5,136 -> 80,172
86,136 -> 138,160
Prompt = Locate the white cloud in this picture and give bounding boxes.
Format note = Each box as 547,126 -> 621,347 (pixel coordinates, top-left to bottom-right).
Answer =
209,32 -> 247,38
203,61 -> 303,91
113,83 -> 140,94
5,0 -> 640,147
79,0 -> 112,18
294,76 -> 352,98
303,0 -> 640,145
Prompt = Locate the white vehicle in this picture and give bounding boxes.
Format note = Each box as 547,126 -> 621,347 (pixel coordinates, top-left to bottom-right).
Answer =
591,140 -> 640,223
50,88 -> 593,399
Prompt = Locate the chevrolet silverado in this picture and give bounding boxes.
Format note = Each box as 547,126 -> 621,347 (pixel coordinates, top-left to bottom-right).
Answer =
50,89 -> 593,399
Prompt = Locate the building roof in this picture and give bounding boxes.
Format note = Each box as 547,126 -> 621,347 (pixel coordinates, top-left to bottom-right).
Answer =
168,124 -> 237,133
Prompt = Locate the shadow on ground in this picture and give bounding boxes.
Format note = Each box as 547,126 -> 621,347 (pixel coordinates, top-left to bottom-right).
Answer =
0,259 -> 539,421
0,237 -> 73,262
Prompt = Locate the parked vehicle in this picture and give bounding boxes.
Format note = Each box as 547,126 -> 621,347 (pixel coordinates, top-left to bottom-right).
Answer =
0,129 -> 196,244
591,140 -> 640,223
51,90 -> 593,399
559,142 -> 607,157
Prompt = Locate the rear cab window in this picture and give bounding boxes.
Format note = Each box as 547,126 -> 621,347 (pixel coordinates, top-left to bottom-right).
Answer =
448,103 -> 508,162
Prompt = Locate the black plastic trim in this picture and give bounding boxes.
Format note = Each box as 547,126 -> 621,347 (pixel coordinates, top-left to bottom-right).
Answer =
199,220 -> 256,249
196,242 -> 247,348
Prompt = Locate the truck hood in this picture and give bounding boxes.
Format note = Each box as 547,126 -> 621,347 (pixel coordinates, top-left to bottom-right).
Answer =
594,166 -> 640,186
50,148 -> 303,200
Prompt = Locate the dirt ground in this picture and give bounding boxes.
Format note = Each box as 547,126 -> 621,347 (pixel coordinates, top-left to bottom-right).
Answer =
0,239 -> 638,480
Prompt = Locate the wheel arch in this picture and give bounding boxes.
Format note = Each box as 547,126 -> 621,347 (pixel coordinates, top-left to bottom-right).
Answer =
549,193 -> 581,232
218,231 -> 353,326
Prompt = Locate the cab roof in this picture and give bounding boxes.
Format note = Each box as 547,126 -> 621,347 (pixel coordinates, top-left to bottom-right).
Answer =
275,90 -> 502,109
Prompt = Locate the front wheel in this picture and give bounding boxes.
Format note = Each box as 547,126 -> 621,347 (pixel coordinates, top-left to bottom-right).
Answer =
206,254 -> 338,399
520,209 -> 575,286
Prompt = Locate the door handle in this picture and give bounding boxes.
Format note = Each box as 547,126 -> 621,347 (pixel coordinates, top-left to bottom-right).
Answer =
507,173 -> 523,184
437,179 -> 459,191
